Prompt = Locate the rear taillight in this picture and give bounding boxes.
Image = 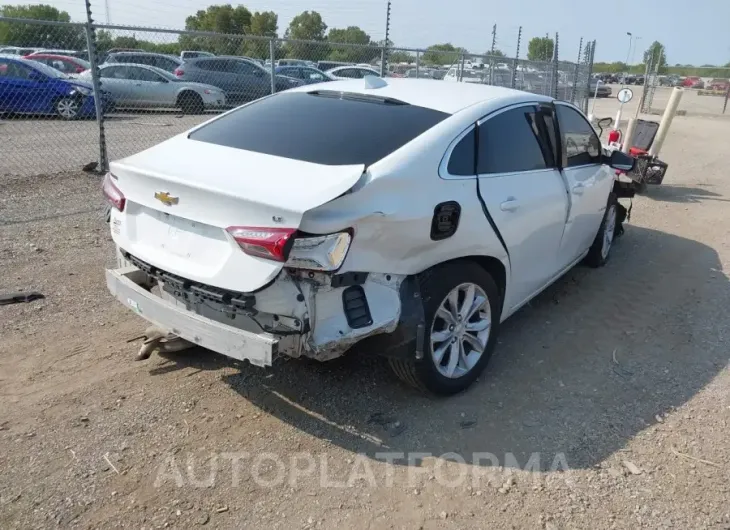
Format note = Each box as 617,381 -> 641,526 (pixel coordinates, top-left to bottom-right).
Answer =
102,173 -> 125,211
226,227 -> 296,261
226,227 -> 352,271
174,68 -> 184,77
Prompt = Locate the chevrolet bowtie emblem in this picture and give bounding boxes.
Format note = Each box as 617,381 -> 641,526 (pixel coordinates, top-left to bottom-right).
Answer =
154,191 -> 179,206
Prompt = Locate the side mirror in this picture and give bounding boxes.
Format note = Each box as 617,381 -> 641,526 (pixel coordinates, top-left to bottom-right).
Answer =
606,150 -> 635,172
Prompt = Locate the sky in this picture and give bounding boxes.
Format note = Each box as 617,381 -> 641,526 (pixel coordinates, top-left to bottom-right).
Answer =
39,0 -> 729,65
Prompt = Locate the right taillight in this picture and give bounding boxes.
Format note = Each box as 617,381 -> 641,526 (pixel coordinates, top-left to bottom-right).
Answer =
102,173 -> 125,211
174,68 -> 184,77
226,226 -> 351,271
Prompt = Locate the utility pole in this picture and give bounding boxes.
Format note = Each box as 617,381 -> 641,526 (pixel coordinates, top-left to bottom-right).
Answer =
381,0 -> 391,77
104,0 -> 110,23
490,24 -> 497,54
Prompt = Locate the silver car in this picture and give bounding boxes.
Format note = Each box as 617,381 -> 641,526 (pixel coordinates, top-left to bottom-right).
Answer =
79,63 -> 225,113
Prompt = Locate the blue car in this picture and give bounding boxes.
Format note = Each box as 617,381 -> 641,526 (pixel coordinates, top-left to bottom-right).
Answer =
274,65 -> 334,85
0,55 -> 113,119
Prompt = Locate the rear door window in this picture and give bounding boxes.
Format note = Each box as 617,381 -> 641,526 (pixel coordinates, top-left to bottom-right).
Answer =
477,105 -> 553,174
189,91 -> 449,166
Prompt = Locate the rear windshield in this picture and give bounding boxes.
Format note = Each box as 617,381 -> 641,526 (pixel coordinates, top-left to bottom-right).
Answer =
189,91 -> 449,166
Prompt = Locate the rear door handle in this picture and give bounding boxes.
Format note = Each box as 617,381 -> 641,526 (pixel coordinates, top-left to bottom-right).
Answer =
500,198 -> 520,212
572,183 -> 585,195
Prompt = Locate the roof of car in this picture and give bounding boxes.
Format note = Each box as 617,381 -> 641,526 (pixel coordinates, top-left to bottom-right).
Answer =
328,65 -> 378,71
101,62 -> 172,76
24,53 -> 81,60
288,77 -> 551,114
110,51 -> 180,59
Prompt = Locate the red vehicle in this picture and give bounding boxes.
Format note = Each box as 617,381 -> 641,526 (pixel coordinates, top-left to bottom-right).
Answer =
709,78 -> 730,91
23,53 -> 90,75
681,76 -> 705,89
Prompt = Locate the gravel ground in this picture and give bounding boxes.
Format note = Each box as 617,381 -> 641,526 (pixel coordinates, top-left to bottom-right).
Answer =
1,114 -> 729,529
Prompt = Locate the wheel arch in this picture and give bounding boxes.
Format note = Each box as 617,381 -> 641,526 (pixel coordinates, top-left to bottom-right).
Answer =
176,88 -> 201,104
417,254 -> 507,311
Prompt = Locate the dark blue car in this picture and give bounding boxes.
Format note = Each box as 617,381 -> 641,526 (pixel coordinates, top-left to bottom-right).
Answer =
274,65 -> 334,85
0,55 -> 113,119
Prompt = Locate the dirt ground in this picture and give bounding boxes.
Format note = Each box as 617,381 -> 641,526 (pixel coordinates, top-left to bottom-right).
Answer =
1,112 -> 730,530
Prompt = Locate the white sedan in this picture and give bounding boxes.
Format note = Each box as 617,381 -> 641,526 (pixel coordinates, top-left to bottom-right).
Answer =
326,65 -> 382,79
104,77 -> 634,395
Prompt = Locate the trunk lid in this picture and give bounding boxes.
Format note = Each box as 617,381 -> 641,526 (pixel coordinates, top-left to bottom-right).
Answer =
110,134 -> 364,292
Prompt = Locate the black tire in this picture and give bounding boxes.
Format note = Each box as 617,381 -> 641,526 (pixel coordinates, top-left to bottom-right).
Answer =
388,261 -> 502,395
178,91 -> 204,114
55,97 -> 81,120
585,192 -> 619,268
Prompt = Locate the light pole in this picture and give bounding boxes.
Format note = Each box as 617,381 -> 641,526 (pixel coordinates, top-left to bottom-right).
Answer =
629,36 -> 642,71
622,32 -> 633,87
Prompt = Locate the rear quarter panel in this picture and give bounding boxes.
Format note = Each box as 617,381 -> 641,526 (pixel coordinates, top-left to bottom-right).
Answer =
299,110 -> 511,278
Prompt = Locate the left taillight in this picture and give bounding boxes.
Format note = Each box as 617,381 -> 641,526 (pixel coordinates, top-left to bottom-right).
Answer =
102,173 -> 125,211
226,226 -> 352,271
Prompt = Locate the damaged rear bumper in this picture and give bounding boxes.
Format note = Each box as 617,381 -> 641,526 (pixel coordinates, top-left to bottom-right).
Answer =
107,251 -> 418,364
106,265 -> 278,366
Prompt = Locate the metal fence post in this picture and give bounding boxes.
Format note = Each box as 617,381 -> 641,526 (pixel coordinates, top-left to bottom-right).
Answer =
584,40 -> 596,114
459,54 -> 465,82
415,50 -> 420,79
269,39 -> 276,94
380,46 -> 386,77
724,86 -> 729,115
571,38 -> 583,104
83,5 -> 107,173
511,26 -> 522,89
552,32 -> 559,99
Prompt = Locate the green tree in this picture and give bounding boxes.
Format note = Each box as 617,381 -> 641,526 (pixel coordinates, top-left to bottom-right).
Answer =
0,4 -> 85,49
240,10 -> 278,59
488,48 -> 505,58
527,37 -> 554,62
327,26 -> 374,63
283,11 -> 328,61
422,43 -> 467,66
181,4 -> 252,55
643,41 -> 667,72
389,48 -> 415,64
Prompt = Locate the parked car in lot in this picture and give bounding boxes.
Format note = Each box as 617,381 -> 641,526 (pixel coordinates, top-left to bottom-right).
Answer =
173,56 -> 303,105
278,59 -> 317,68
443,67 -> 486,83
709,78 -> 730,91
104,78 -> 634,394
326,65 -> 382,79
78,63 -> 225,113
180,50 -> 214,61
681,76 -> 705,89
0,46 -> 43,55
316,60 -> 351,72
24,53 -> 90,75
275,65 -> 333,85
27,49 -> 89,59
0,55 -> 112,119
589,79 -> 612,98
103,51 -> 183,73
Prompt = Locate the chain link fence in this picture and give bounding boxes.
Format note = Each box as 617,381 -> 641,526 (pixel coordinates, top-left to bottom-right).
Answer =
640,63 -> 730,117
1,16 -> 595,177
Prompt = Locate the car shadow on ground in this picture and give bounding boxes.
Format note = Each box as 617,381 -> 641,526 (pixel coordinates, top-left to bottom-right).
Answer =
158,225 -> 729,471
643,184 -> 730,203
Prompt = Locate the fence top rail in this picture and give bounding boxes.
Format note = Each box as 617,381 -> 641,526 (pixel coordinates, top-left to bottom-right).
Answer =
0,15 -> 85,28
